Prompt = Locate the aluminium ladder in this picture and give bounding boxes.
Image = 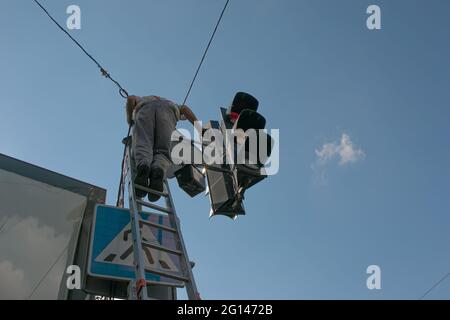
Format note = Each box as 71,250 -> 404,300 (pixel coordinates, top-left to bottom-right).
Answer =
122,135 -> 199,300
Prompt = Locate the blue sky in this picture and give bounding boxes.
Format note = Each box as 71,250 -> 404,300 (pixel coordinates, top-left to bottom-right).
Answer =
1,0 -> 449,299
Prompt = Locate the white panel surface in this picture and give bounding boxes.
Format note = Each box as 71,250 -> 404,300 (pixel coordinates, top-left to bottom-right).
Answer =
0,169 -> 87,300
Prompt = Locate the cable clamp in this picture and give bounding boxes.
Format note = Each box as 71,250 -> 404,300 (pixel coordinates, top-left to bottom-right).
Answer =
100,68 -> 109,78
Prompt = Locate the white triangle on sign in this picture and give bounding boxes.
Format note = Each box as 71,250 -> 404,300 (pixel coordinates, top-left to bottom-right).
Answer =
95,222 -> 179,273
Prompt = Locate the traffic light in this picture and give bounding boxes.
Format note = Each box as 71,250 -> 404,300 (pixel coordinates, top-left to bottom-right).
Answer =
205,92 -> 274,219
226,92 -> 259,125
203,120 -> 245,219
223,92 -> 273,166
226,92 -> 274,191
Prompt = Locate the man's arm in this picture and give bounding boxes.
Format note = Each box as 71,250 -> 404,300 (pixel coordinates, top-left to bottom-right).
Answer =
180,105 -> 202,136
180,105 -> 198,124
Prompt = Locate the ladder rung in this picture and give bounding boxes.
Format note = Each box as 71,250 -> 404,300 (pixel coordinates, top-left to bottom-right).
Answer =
141,240 -> 182,256
144,267 -> 190,283
136,200 -> 173,214
135,184 -> 168,198
139,219 -> 177,233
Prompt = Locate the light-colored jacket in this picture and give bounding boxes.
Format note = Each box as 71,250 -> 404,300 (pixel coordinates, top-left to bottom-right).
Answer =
126,95 -> 185,125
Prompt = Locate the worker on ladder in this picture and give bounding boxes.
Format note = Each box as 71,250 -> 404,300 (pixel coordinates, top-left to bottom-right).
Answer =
126,95 -> 198,202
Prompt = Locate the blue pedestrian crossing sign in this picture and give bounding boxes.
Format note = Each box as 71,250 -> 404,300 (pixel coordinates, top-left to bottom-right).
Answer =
88,204 -> 184,287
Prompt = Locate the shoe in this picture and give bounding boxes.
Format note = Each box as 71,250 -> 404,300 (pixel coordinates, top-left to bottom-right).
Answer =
148,166 -> 164,202
134,164 -> 150,198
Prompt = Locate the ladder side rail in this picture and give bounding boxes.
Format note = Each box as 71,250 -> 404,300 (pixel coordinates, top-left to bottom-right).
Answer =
125,141 -> 149,300
164,181 -> 199,300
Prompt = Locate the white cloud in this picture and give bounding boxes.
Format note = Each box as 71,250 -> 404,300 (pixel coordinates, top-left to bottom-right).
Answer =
312,133 -> 365,185
315,133 -> 365,166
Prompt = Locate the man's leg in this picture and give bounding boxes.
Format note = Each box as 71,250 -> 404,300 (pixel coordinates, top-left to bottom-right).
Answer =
148,101 -> 177,201
132,104 -> 156,197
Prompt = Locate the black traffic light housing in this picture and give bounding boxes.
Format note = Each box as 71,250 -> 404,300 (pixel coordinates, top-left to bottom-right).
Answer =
227,92 -> 259,117
174,165 -> 206,198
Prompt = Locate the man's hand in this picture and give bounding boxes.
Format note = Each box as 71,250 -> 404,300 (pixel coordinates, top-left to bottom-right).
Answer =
180,105 -> 202,136
180,105 -> 197,123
